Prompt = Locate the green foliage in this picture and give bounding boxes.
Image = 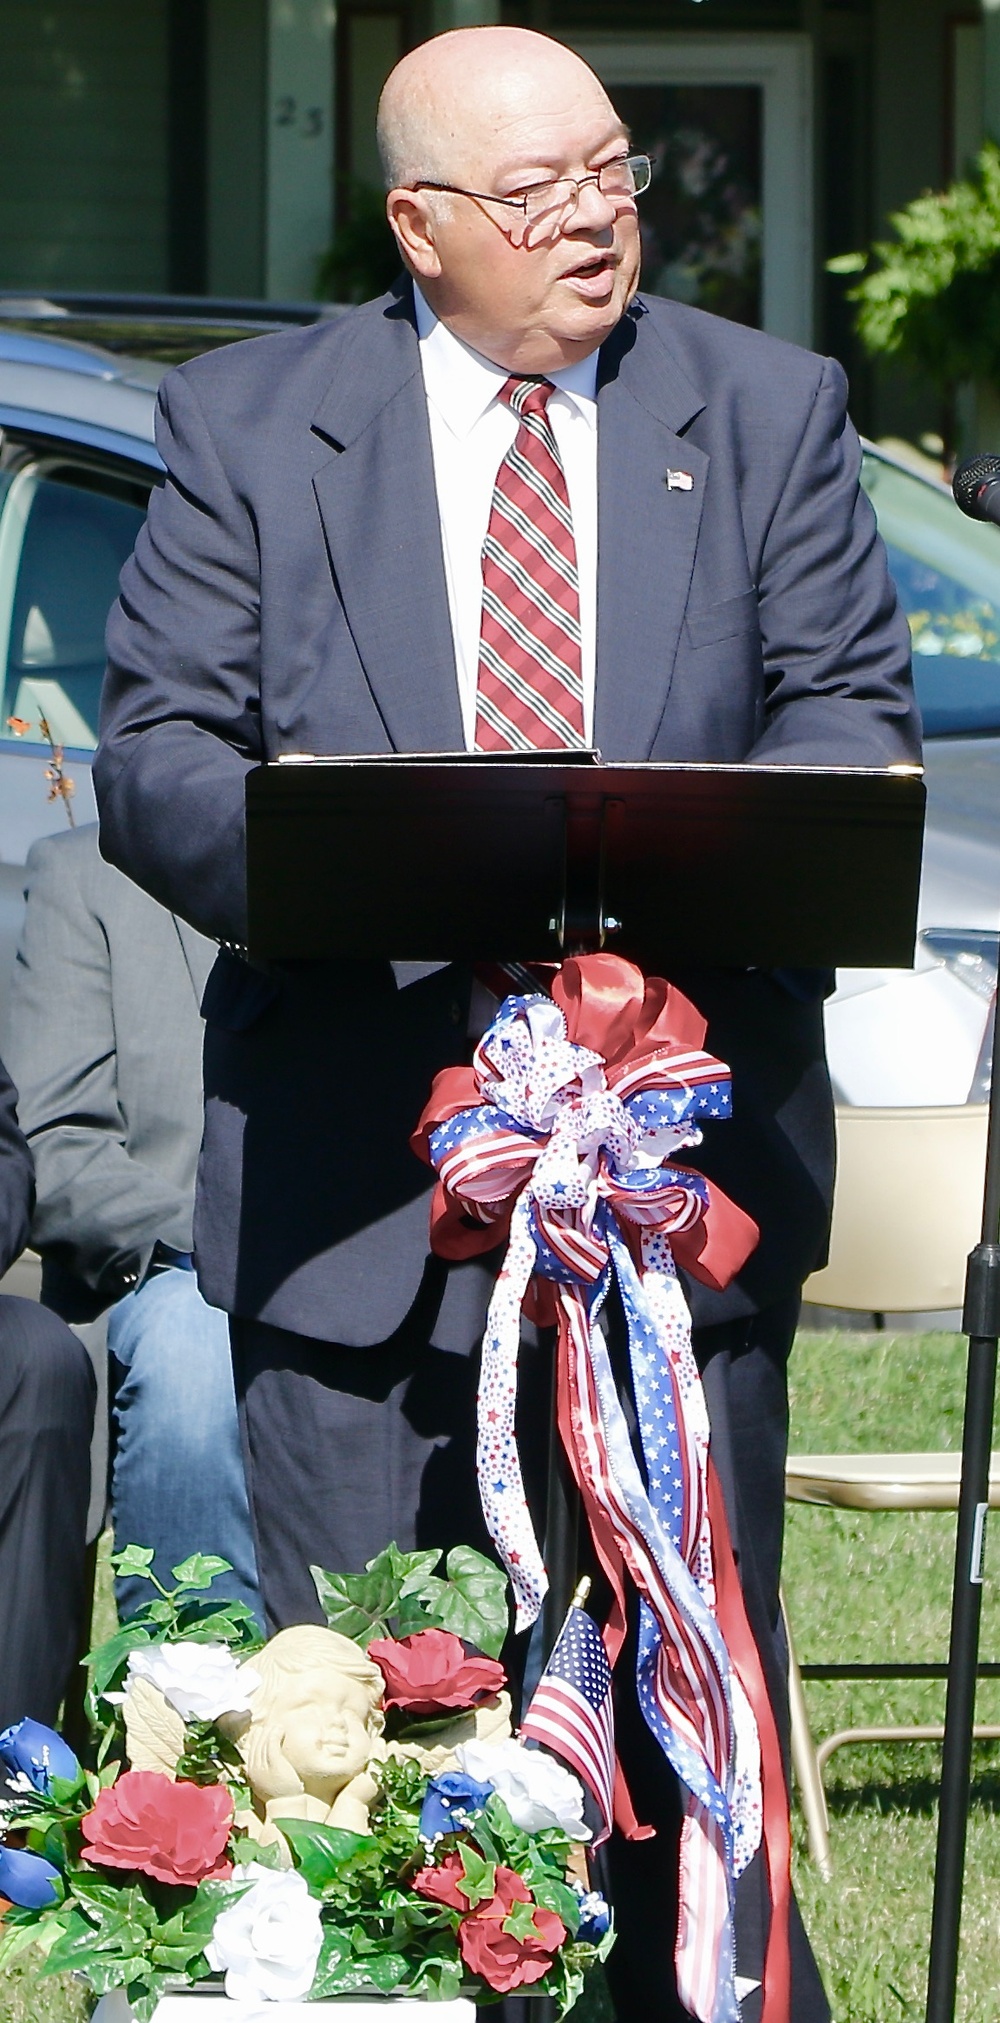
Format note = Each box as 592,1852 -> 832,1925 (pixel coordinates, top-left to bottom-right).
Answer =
311,1539 -> 509,1657
86,1546 -> 261,1703
830,143 -> 1000,390
316,181 -> 402,304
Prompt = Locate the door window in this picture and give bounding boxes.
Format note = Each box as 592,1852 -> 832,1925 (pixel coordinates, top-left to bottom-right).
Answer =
0,458 -> 149,753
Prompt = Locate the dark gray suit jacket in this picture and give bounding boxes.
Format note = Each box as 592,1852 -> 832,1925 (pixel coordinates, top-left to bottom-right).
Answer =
0,1056 -> 33,1280
95,285 -> 920,1344
6,825 -> 216,1319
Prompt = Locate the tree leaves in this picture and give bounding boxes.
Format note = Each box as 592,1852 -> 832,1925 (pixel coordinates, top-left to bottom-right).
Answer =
312,1539 -> 509,1657
831,141 -> 1000,391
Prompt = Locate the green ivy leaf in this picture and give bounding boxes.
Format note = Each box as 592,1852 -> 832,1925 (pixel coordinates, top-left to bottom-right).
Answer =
405,1950 -> 464,2002
0,1921 -> 44,1972
231,1834 -> 284,1872
170,1553 -> 233,1589
85,1621 -> 155,1695
532,1874 -> 581,1934
456,1842 -> 496,1908
407,1545 -> 509,1658
502,1897 -> 541,1941
110,1544 -> 155,1579
310,1553 -> 402,1644
275,1818 -> 378,1891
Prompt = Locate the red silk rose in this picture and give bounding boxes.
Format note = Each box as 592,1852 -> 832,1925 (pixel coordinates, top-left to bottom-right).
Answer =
81,1770 -> 233,1886
413,1849 -> 467,1910
368,1629 -> 505,1714
415,1857 -> 564,1992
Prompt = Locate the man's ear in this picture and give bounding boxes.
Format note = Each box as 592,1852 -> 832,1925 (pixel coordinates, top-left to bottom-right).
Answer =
386,189 -> 443,281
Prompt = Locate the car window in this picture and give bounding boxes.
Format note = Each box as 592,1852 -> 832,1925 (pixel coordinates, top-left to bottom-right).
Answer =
862,451 -> 1000,736
0,457 -> 149,754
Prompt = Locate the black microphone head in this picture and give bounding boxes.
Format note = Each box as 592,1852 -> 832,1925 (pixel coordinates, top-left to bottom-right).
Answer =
953,454 -> 1000,518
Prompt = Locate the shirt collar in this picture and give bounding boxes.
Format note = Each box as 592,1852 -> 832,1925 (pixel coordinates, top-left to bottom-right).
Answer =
413,283 -> 598,439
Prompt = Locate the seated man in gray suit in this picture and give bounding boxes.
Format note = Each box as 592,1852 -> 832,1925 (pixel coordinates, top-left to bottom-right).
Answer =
6,824 -> 260,1624
0,1053 -> 95,1727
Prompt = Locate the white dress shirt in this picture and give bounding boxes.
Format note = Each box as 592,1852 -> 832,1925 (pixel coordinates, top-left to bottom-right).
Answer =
413,285 -> 598,748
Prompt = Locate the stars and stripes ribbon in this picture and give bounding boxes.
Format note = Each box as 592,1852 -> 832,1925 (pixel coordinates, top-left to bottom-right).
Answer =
412,953 -> 791,2023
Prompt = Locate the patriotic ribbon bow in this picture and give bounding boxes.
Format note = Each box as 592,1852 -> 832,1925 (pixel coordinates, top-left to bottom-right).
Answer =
413,954 -> 790,2023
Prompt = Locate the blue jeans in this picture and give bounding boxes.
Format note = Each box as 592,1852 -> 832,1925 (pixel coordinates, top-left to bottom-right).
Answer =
108,1267 -> 261,1625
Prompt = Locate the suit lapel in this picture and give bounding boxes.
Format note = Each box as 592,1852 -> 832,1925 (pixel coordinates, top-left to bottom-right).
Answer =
172,916 -> 216,1007
311,291 -> 464,753
594,304 -> 708,759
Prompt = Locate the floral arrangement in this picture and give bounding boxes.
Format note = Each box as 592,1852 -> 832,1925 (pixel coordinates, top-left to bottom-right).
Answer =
0,1544 -> 612,2017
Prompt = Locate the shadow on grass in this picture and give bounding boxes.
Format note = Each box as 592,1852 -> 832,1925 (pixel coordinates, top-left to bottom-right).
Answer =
827,1765 -> 1000,1819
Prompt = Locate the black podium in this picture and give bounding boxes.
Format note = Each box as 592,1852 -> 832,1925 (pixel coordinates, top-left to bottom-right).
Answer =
247,752 -> 924,968
246,750 -> 926,1989
247,750 -> 924,1627
246,753 -> 925,1591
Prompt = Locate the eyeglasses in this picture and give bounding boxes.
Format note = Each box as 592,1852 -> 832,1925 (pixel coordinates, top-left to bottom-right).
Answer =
410,154 -> 652,242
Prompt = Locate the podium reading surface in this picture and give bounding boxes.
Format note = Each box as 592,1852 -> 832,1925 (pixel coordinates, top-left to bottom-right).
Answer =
245,754 -> 925,970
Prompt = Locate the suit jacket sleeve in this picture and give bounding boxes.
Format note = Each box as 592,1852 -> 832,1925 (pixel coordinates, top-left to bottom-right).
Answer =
0,1055 -> 33,1279
97,366 -> 261,942
747,353 -> 918,767
6,836 -> 195,1297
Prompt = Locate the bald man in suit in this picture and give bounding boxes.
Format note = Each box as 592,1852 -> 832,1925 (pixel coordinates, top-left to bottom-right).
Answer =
96,27 -> 918,2019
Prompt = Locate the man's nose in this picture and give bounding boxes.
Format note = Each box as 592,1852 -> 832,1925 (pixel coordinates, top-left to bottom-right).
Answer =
572,175 -> 618,232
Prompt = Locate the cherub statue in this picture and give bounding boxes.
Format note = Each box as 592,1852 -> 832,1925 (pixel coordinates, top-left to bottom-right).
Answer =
235,1626 -> 386,1837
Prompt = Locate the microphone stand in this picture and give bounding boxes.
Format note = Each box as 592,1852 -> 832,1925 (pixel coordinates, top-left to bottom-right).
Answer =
925,465 -> 1000,2021
923,835 -> 1000,2013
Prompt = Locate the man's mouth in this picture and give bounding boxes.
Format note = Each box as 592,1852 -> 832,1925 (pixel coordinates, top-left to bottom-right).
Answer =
561,251 -> 617,296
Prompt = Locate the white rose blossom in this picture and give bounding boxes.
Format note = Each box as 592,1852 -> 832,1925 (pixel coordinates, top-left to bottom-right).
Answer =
456,1737 -> 590,1840
124,1641 -> 261,1723
206,1868 -> 323,2003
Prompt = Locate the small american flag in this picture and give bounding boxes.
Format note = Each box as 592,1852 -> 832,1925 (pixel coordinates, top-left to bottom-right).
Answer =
521,1594 -> 615,1844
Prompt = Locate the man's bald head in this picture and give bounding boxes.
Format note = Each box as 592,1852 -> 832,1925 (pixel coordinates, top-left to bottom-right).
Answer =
379,25 -> 641,375
377,27 -> 616,190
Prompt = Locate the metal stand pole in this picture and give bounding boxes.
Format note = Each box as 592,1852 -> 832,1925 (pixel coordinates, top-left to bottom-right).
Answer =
925,986 -> 1000,2023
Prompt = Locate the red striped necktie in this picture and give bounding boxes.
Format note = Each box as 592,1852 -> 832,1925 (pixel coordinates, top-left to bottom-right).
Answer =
474,375 -> 586,751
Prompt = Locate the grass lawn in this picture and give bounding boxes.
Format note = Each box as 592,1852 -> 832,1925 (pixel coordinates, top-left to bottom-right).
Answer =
2,1327 -> 996,2020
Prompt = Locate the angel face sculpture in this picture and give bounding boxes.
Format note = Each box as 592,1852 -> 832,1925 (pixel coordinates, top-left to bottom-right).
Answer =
237,1626 -> 386,1835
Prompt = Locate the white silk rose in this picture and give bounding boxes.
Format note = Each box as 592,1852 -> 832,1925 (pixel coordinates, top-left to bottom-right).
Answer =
125,1642 -> 261,1723
456,1737 -> 590,1840
207,1868 -> 323,2002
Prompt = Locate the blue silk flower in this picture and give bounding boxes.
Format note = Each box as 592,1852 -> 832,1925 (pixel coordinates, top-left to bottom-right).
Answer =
0,1718 -> 79,1794
0,1845 -> 62,1909
418,1770 -> 495,1844
574,1888 -> 611,1943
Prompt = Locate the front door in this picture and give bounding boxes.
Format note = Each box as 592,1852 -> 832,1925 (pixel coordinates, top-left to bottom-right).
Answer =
572,33 -> 814,350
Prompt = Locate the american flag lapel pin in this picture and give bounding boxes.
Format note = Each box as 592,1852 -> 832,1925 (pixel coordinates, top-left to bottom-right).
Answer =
666,468 -> 694,491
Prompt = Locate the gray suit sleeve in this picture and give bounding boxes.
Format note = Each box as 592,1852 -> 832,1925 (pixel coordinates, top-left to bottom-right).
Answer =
0,1055 -> 33,1278
748,354 -> 919,767
7,838 -> 193,1297
97,366 -> 260,943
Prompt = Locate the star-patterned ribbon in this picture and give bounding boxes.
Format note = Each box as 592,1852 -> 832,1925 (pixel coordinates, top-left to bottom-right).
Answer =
413,954 -> 791,2023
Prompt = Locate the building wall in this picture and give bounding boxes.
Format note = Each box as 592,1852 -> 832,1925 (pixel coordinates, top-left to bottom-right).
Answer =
867,0 -> 958,442
0,0 -> 170,291
206,0 -> 267,296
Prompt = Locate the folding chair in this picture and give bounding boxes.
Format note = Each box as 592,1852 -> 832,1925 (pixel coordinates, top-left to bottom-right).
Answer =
785,1104 -> 1000,1875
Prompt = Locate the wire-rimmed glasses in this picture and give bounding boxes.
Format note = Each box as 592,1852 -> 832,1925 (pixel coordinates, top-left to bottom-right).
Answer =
410,153 -> 652,244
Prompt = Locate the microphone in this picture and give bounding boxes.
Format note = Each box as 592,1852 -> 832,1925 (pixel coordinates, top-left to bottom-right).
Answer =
953,453 -> 1000,526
